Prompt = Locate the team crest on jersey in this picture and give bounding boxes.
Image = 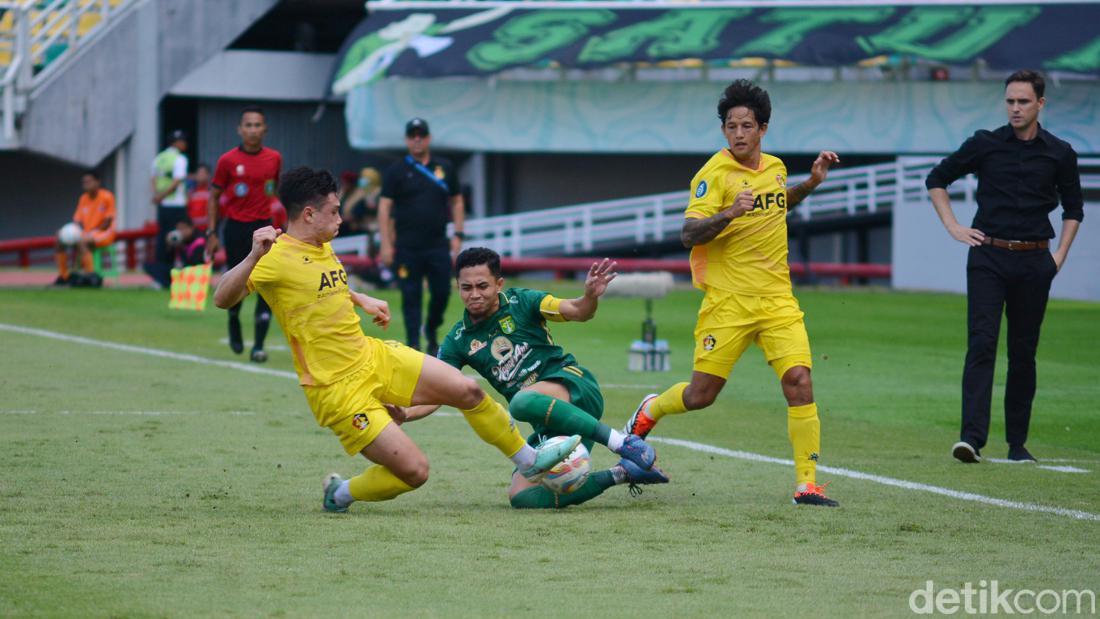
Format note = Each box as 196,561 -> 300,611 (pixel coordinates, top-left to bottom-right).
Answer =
468,339 -> 486,355
776,174 -> 786,189
695,180 -> 707,198
233,182 -> 248,197
434,166 -> 445,180
351,413 -> 370,431
264,180 -> 276,196
703,334 -> 716,351
490,336 -> 513,361
499,316 -> 515,334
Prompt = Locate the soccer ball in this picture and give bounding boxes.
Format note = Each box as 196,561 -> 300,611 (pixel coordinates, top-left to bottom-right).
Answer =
538,437 -> 591,494
58,222 -> 83,246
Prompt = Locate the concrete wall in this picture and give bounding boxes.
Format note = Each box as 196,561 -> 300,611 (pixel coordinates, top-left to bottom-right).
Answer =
893,199 -> 1099,302
0,152 -> 112,240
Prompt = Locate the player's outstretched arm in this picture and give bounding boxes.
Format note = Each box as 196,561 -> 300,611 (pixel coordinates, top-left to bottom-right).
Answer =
787,150 -> 840,210
213,226 -> 280,309
559,258 -> 617,321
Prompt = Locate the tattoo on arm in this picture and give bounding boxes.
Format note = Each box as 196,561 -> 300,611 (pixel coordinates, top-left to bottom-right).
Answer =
786,181 -> 817,210
681,213 -> 731,247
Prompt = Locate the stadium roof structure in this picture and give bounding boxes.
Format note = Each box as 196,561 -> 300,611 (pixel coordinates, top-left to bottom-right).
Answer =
332,1 -> 1099,93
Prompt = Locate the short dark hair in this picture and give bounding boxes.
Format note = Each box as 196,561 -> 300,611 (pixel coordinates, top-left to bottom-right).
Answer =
1005,69 -> 1045,99
240,104 -> 265,121
196,163 -> 210,172
82,170 -> 100,180
455,247 -> 502,280
278,167 -> 339,219
177,216 -> 194,227
717,79 -> 771,126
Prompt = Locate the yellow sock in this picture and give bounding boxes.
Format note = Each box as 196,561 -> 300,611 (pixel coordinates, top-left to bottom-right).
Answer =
648,382 -> 690,421
461,394 -> 527,459
787,403 -> 821,487
348,465 -> 415,502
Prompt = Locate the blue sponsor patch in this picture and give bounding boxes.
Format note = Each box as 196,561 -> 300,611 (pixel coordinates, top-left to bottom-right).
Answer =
695,180 -> 708,198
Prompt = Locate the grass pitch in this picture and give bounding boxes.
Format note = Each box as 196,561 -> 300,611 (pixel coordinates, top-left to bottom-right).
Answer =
1,281 -> 1098,617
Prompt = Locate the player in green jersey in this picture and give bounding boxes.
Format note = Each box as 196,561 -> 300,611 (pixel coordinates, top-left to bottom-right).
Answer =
390,247 -> 669,508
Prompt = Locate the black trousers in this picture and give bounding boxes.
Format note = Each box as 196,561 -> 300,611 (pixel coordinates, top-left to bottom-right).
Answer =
961,245 -> 1057,449
395,246 -> 451,350
155,205 -> 188,265
222,218 -> 273,349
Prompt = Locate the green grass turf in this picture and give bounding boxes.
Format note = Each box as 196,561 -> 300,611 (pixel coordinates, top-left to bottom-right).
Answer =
1,282 -> 1098,617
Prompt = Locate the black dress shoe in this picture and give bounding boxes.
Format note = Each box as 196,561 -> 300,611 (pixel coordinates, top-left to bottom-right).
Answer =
1007,445 -> 1037,462
952,441 -> 982,463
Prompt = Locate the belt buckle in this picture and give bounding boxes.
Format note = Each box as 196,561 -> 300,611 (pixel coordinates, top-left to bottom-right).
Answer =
1006,240 -> 1022,250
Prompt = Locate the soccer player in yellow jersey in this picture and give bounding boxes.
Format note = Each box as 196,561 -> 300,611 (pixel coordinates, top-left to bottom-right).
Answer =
623,80 -> 841,506
213,167 -> 579,513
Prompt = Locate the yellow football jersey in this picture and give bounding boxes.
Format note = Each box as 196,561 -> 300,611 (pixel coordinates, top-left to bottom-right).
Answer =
248,234 -> 370,386
685,150 -> 792,297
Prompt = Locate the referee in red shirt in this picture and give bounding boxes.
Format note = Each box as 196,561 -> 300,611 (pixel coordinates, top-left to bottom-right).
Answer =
206,105 -> 283,363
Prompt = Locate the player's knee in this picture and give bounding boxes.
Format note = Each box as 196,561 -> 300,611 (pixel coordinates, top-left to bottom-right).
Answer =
400,456 -> 430,488
781,366 -> 813,404
781,366 -> 811,390
456,377 -> 485,410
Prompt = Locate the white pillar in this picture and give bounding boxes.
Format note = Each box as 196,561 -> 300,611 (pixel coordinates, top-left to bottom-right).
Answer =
122,0 -> 159,229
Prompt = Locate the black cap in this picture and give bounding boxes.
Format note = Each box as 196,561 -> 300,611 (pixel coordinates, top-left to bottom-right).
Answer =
169,129 -> 188,142
405,118 -> 430,137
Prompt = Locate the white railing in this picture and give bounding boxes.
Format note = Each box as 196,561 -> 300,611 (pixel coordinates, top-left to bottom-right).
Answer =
0,0 -> 134,140
464,157 -> 1100,257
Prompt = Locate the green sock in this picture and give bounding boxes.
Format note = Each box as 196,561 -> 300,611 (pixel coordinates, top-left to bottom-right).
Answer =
510,390 -> 612,446
509,470 -> 616,509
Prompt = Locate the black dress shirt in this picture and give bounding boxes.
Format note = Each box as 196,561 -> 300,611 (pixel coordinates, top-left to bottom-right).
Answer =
926,124 -> 1084,240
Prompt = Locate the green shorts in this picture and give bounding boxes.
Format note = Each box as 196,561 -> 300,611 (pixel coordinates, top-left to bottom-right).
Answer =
524,364 -> 605,452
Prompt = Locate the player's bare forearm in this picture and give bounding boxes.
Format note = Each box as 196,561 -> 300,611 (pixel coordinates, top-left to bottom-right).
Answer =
785,179 -> 819,210
681,214 -> 730,247
402,404 -> 441,422
213,253 -> 259,309
560,295 -> 598,322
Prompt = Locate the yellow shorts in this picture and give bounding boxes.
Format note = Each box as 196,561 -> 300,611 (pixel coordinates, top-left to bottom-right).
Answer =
693,290 -> 812,380
302,338 -> 424,455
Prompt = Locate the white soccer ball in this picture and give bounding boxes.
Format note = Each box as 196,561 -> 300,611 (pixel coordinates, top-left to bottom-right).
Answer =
539,437 -> 591,494
58,222 -> 83,246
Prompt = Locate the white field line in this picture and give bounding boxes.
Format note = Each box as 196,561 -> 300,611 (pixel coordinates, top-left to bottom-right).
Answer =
4,321 -> 1098,522
0,409 -> 258,416
648,437 -> 1100,523
0,323 -> 297,380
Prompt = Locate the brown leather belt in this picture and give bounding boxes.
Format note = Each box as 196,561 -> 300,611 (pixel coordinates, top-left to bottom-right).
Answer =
982,237 -> 1049,251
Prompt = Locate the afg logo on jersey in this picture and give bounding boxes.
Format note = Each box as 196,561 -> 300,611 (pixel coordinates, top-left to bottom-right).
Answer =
703,334 -> 717,351
352,413 -> 370,431
318,268 -> 348,291
695,180 -> 708,198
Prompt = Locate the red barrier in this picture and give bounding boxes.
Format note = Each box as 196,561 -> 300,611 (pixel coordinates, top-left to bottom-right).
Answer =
0,223 -> 160,269
3,227 -> 889,281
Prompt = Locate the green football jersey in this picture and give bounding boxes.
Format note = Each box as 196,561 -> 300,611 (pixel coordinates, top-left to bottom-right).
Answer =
439,288 -> 579,401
